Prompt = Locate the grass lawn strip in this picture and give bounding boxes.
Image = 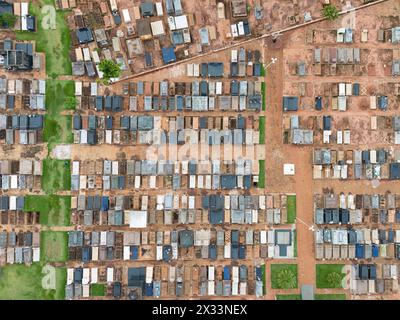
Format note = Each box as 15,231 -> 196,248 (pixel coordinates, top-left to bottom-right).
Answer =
260,63 -> 266,77
261,82 -> 266,111
259,116 -> 265,144
260,264 -> 267,295
258,160 -> 265,188
286,195 -> 297,223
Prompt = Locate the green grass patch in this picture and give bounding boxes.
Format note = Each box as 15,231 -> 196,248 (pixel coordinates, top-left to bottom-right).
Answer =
44,107 -> 74,150
43,80 -> 75,152
271,264 -> 298,289
261,82 -> 266,111
286,195 -> 297,223
40,231 -> 68,263
45,80 -> 76,113
315,294 -> 346,300
16,0 -> 72,77
276,294 -> 302,300
0,263 -> 66,300
43,116 -> 73,152
42,159 -> 71,193
25,195 -> 71,227
261,264 -> 266,295
91,283 -> 106,297
293,230 -> 297,258
316,264 -> 346,289
259,116 -> 265,144
258,160 -> 265,188
260,64 -> 266,77
54,267 -> 67,300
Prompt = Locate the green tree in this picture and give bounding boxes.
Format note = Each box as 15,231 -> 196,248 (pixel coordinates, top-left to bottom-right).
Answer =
322,4 -> 339,21
276,269 -> 297,289
0,13 -> 17,28
99,59 -> 121,83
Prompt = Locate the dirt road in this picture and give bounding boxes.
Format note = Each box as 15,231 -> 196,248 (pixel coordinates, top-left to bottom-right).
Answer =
263,42 -> 316,290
